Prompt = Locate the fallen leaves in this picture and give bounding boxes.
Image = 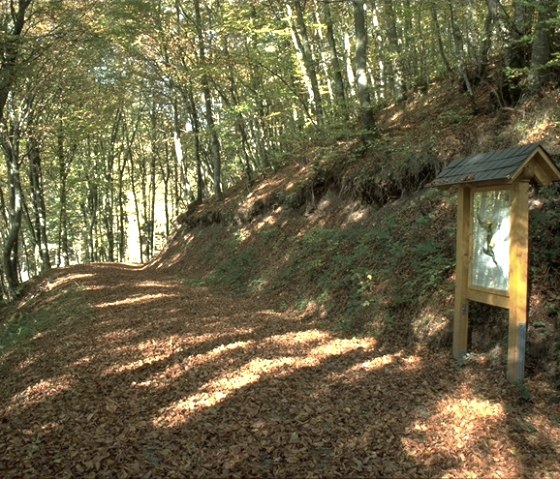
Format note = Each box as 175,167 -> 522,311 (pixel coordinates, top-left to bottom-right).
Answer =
0,264 -> 559,478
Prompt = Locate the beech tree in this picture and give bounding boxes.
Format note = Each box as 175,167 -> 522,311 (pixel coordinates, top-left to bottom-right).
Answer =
1,0 -> 34,294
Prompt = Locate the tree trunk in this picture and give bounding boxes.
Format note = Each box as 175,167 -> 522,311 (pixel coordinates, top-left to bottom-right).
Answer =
288,0 -> 324,123
194,0 -> 223,200
117,151 -> 127,262
430,2 -> 453,76
448,1 -> 477,113
323,1 -> 348,117
186,87 -> 204,204
506,0 -> 534,69
477,0 -> 498,82
2,137 -> 23,292
28,134 -> 50,271
529,0 -> 557,90
353,0 -> 376,135
0,0 -> 33,119
381,0 -> 406,99
56,120 -> 74,267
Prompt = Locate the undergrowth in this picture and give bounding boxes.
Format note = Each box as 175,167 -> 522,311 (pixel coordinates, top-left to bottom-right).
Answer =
192,188 -> 457,345
0,285 -> 90,356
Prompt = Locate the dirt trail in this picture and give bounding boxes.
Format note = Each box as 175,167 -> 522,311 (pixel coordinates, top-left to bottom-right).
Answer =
1,264 -> 559,478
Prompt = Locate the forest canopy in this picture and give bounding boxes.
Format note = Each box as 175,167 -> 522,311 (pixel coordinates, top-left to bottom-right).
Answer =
1,0 -> 559,301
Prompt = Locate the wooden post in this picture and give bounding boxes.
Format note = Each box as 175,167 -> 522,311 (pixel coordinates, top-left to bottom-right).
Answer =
453,186 -> 471,361
507,181 -> 529,382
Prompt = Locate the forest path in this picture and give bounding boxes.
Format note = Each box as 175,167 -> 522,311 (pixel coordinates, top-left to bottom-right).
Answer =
1,263 -> 559,478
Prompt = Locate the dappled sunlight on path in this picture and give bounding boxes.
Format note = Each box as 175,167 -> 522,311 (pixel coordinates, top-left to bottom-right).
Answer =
1,264 -> 559,478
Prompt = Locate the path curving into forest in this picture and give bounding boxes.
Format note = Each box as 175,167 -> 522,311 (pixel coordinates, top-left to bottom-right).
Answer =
1,264 -> 559,478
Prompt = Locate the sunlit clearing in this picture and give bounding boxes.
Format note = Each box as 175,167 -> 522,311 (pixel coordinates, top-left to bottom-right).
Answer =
3,375 -> 74,415
153,331 -> 375,428
95,293 -> 178,309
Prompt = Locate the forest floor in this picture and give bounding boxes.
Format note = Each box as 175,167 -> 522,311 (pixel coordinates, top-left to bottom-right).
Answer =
1,263 -> 559,478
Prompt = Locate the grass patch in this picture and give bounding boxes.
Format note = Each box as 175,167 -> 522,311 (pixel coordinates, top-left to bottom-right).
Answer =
194,188 -> 457,340
0,285 -> 91,356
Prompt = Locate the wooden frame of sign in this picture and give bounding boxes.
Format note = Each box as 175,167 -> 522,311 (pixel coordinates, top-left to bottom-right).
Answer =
453,181 -> 528,382
432,144 -> 560,383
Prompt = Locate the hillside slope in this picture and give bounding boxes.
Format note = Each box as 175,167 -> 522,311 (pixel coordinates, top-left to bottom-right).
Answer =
152,83 -> 560,381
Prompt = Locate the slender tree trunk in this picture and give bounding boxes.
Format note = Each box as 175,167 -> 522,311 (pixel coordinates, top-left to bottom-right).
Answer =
0,0 -> 33,120
56,123 -> 72,266
529,0 -> 557,90
160,144 -> 171,239
28,134 -> 50,271
289,0 -> 324,123
477,0 -> 497,81
107,108 -> 123,262
194,0 -> 223,200
149,139 -> 157,259
353,0 -> 376,135
117,152 -> 127,262
129,156 -> 144,263
506,0 -> 534,69
248,8 -> 271,169
430,2 -> 453,75
2,136 -> 23,292
323,1 -> 348,117
186,87 -> 204,204
448,1 -> 477,113
382,0 -> 406,99
0,187 -> 8,299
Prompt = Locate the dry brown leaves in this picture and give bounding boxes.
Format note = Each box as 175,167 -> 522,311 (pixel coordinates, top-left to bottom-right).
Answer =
1,264 -> 559,478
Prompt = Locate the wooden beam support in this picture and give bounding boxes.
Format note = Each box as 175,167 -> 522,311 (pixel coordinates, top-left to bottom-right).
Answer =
466,287 -> 509,309
453,186 -> 471,361
507,181 -> 529,383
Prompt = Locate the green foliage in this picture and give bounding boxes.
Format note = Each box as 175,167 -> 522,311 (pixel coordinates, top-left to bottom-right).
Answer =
531,185 -> 560,268
0,286 -> 90,356
199,188 -> 456,340
516,383 -> 533,403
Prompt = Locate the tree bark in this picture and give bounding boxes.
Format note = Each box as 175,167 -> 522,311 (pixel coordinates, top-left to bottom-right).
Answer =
381,0 -> 406,99
323,1 -> 347,117
28,133 -> 50,271
0,0 -> 33,119
529,0 -> 558,90
477,0 -> 498,81
430,2 -> 453,76
186,87 -> 204,204
2,133 -> 23,292
194,0 -> 223,200
448,1 -> 477,113
288,0 -> 324,123
353,0 -> 376,135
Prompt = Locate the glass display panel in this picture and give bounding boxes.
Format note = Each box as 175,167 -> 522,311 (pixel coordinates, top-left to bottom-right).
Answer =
471,189 -> 511,291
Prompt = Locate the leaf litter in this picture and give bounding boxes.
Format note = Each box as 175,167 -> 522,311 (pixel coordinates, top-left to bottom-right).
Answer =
1,264 -> 559,478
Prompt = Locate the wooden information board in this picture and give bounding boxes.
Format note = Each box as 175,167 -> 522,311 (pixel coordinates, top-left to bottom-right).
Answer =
432,144 -> 560,383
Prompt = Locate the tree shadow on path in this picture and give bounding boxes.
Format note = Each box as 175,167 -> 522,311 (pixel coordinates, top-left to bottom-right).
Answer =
0,264 -> 558,478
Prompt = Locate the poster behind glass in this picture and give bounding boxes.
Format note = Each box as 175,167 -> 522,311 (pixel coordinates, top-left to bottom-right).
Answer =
471,189 -> 511,291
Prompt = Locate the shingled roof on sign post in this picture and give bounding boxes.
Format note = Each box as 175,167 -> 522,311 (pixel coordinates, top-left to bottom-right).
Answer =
431,143 -> 560,188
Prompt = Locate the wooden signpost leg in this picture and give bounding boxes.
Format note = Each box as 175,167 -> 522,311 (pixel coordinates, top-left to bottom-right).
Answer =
453,186 -> 471,361
507,182 -> 529,383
